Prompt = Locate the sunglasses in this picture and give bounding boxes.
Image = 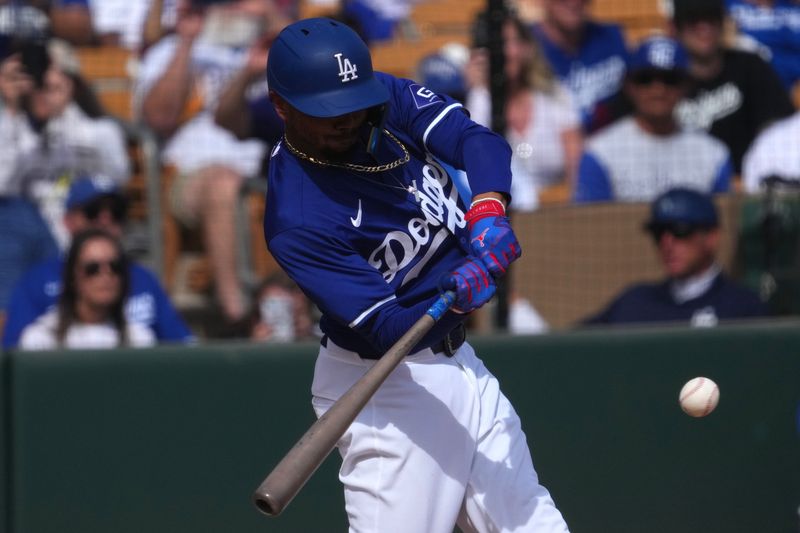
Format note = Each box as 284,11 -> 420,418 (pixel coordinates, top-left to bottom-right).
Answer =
82,198 -> 127,223
630,70 -> 685,87
646,223 -> 705,242
81,259 -> 124,278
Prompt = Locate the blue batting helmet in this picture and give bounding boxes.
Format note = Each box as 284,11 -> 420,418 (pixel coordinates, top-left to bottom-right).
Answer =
267,18 -> 390,118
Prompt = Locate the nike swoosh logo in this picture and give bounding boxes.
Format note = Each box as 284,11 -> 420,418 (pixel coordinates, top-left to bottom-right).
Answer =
350,199 -> 362,227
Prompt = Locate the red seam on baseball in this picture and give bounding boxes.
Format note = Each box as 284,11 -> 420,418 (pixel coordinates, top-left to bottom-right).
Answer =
703,388 -> 718,416
680,377 -> 706,403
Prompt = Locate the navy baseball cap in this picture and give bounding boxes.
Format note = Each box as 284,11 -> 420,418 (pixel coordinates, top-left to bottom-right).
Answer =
628,37 -> 689,73
66,176 -> 124,211
645,188 -> 719,231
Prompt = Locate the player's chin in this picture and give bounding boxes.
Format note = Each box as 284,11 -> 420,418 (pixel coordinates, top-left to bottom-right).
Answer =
322,135 -> 360,155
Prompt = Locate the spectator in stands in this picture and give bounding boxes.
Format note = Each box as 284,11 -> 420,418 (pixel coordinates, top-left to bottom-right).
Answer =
18,39 -> 130,248
135,0 -> 286,325
574,37 -> 733,203
583,187 -> 768,327
249,270 -> 315,342
342,0 -> 422,43
213,31 -> 283,145
0,1 -> 94,46
417,49 -> 468,104
0,39 -> 60,329
725,0 -> 800,91
467,11 -> 581,211
742,110 -> 800,192
18,228 -> 156,350
0,38 -> 43,197
3,176 -> 193,348
671,0 -> 795,174
530,0 -> 629,133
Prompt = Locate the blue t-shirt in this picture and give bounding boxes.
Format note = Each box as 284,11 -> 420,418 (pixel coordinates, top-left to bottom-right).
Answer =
0,198 -> 59,311
583,274 -> 768,326
532,21 -> 628,132
264,72 -> 512,357
726,0 -> 800,90
2,257 -> 194,348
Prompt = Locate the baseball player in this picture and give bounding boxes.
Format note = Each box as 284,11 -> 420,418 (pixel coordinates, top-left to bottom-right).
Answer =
263,18 -> 569,533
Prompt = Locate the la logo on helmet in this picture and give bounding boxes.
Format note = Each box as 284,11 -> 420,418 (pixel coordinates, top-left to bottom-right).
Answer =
335,53 -> 358,83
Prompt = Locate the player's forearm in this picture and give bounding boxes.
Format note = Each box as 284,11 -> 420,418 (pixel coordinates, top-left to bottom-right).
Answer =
460,130 -> 513,198
427,111 -> 513,197
358,296 -> 463,355
141,39 -> 195,137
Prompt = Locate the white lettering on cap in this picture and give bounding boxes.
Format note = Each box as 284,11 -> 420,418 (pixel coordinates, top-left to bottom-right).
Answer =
335,53 -> 358,82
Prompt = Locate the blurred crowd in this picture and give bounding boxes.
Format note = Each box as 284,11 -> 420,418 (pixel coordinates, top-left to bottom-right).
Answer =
0,0 -> 798,351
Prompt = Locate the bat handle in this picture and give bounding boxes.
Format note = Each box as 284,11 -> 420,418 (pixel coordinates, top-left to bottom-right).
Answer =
429,290 -> 456,321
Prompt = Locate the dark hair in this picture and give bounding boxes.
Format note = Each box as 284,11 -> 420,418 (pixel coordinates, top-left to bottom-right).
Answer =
672,0 -> 725,27
68,72 -> 106,118
56,228 -> 130,346
473,10 -> 557,94
16,39 -> 50,88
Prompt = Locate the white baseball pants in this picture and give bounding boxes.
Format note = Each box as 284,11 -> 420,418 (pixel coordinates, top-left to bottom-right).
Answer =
311,339 -> 570,533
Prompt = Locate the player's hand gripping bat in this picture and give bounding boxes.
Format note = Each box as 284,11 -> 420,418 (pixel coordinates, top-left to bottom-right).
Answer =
252,291 -> 457,517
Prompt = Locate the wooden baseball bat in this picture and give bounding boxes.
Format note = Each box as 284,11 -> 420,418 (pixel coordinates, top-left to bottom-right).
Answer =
252,291 -> 457,517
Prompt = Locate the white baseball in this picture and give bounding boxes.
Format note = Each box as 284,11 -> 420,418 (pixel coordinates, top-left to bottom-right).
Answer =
679,377 -> 720,417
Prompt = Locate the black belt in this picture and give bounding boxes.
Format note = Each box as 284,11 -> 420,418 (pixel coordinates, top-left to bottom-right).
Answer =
431,323 -> 466,357
321,323 -> 466,359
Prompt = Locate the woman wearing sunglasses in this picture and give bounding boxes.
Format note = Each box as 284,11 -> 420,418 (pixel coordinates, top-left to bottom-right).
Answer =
18,229 -> 155,350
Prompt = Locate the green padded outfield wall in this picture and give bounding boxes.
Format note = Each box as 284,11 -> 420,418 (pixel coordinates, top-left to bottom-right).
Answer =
2,354 -> 8,532
4,322 -> 800,533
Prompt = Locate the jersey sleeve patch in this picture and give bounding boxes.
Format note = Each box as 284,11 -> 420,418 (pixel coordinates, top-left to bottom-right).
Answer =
409,83 -> 442,109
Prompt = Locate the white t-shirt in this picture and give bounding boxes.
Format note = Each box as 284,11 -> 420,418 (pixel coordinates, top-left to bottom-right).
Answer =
134,35 -> 266,176
742,112 -> 800,193
507,87 -> 579,211
18,103 -> 131,248
577,117 -> 731,202
19,309 -> 156,351
466,84 -> 579,211
0,106 -> 39,196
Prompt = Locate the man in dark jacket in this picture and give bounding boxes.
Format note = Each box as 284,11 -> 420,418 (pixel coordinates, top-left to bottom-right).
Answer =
584,187 -> 768,327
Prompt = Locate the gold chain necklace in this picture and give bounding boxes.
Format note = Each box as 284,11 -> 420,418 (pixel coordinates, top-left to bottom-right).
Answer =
282,129 -> 410,173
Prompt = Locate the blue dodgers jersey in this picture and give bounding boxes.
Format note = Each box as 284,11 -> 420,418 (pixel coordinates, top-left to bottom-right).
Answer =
2,257 -> 193,348
532,22 -> 628,131
265,73 -> 508,356
725,0 -> 800,89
